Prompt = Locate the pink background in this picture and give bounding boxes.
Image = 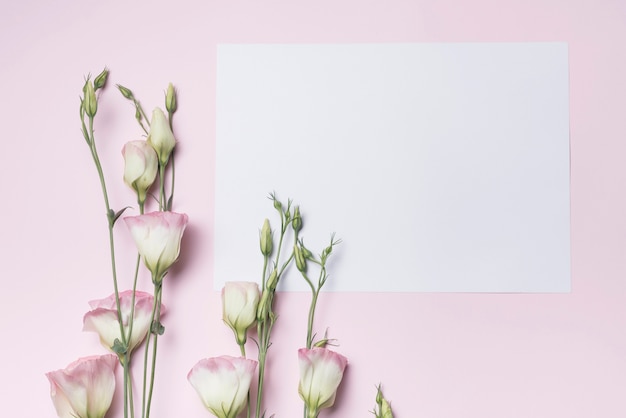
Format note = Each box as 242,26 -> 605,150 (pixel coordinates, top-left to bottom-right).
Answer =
1,0 -> 625,417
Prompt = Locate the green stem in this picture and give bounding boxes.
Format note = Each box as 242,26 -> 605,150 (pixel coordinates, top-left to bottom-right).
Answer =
145,282 -> 163,418
306,288 -> 320,349
238,343 -> 251,418
83,112 -> 128,418
158,164 -> 166,211
255,348 -> 267,418
169,151 -> 175,210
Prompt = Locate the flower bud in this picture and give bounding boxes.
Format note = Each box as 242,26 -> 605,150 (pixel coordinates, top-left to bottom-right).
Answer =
381,398 -> 393,418
266,269 -> 278,291
117,84 -> 134,100
83,80 -> 97,117
292,206 -> 302,233
122,140 -> 158,204
93,68 -> 109,91
294,244 -> 307,272
300,244 -> 314,260
147,107 -> 176,166
165,82 -> 177,113
376,386 -> 383,406
256,290 -> 271,322
259,219 -> 273,256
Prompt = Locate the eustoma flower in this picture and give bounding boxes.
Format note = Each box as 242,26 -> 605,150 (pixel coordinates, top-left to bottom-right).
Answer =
83,290 -> 160,356
124,211 -> 188,282
222,281 -> 260,345
188,356 -> 257,418
46,354 -> 117,418
122,140 -> 158,204
298,347 -> 348,418
147,107 -> 176,165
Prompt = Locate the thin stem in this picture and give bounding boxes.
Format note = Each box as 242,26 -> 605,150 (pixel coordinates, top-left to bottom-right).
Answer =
145,282 -> 163,418
83,111 -> 129,418
306,288 -> 320,349
158,164 -> 166,211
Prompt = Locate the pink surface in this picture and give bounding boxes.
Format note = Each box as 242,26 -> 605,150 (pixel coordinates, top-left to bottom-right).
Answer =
1,0 -> 625,417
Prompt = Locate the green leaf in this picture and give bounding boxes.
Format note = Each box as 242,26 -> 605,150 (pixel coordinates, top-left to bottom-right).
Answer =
111,338 -> 127,355
151,320 -> 165,335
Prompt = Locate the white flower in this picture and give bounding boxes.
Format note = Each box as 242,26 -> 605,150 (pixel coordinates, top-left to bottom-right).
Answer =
124,211 -> 188,282
147,107 -> 175,165
188,356 -> 257,418
122,140 -> 158,203
222,281 -> 260,345
298,347 -> 348,418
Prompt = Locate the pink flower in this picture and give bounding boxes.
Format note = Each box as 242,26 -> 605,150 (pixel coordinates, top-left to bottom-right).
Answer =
83,290 -> 159,355
188,356 -> 257,418
222,281 -> 260,345
46,354 -> 118,418
124,211 -> 188,282
298,347 -> 348,418
122,140 -> 158,204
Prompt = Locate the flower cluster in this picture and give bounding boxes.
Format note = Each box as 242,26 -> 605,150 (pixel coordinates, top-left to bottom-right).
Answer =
188,196 -> 352,418
46,69 -> 187,418
46,69 -> 395,418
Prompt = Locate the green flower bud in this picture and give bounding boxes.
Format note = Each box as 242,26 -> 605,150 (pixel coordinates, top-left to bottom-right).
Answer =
93,68 -> 109,91
313,338 -> 328,348
292,206 -> 302,232
117,84 -> 134,100
260,219 -> 273,256
83,80 -> 97,117
165,82 -> 177,113
266,269 -> 278,291
273,198 -> 282,211
256,290 -> 272,322
381,399 -> 393,418
376,386 -> 383,406
300,244 -> 314,260
294,244 -> 307,272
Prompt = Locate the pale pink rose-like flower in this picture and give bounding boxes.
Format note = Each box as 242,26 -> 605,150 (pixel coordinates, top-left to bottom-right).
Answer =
147,107 -> 176,165
46,354 -> 117,418
298,347 -> 348,418
83,290 -> 160,354
124,211 -> 188,282
188,356 -> 257,418
222,281 -> 260,345
122,140 -> 158,204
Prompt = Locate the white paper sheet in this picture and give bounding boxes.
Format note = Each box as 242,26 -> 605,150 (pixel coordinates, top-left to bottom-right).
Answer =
215,43 -> 570,292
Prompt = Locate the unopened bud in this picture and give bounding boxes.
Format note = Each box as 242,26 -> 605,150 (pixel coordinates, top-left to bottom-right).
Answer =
93,68 -> 109,91
300,244 -> 314,260
256,290 -> 271,322
313,338 -> 328,348
165,82 -> 177,113
83,80 -> 97,117
292,206 -> 302,232
294,244 -> 307,272
266,269 -> 278,291
381,399 -> 393,418
273,198 -> 282,211
260,219 -> 273,256
117,84 -> 134,100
